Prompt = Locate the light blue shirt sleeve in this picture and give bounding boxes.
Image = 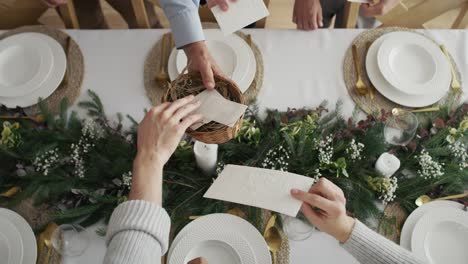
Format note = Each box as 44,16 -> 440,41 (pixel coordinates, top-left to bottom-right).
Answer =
160,0 -> 205,49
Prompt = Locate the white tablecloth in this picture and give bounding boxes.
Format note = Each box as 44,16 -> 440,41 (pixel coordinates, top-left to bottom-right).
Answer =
4,28 -> 467,264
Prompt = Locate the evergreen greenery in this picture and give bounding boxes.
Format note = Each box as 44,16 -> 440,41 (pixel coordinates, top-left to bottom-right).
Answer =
0,90 -> 467,235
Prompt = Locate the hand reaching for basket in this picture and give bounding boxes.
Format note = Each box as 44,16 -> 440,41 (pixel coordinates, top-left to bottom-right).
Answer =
183,42 -> 224,90
136,95 -> 202,167
130,96 -> 202,205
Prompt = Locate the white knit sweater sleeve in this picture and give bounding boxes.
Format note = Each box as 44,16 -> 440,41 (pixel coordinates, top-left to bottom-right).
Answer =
104,200 -> 171,264
342,220 -> 427,264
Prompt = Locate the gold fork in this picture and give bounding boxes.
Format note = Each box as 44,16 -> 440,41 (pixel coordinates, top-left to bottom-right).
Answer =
352,44 -> 368,96
440,45 -> 462,94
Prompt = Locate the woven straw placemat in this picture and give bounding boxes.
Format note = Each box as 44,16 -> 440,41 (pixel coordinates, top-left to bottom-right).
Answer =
144,31 -> 264,106
0,26 -> 84,115
343,27 -> 462,115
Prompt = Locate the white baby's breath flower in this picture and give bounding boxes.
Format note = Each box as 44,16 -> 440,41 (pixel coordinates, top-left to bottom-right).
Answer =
346,139 -> 365,161
416,149 -> 444,179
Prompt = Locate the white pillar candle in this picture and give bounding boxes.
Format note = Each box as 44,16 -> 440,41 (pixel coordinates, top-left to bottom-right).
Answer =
375,152 -> 400,177
194,141 -> 218,175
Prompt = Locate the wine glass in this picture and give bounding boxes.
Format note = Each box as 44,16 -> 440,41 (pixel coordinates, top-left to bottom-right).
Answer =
51,224 -> 90,256
281,214 -> 315,241
384,111 -> 419,146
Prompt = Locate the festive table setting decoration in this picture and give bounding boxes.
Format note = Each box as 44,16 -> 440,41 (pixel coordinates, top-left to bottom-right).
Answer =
0,26 -> 84,116
0,88 -> 466,263
343,27 -> 463,115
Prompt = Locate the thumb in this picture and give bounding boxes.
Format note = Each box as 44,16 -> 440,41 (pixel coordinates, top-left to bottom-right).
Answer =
200,63 -> 215,89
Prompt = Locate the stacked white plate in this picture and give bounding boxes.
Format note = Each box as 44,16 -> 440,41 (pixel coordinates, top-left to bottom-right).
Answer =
366,31 -> 451,107
400,201 -> 468,264
0,32 -> 67,108
168,29 -> 256,93
168,214 -> 271,264
0,208 -> 37,264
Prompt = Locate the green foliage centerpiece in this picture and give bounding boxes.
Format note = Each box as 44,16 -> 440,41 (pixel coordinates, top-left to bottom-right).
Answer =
0,90 -> 467,236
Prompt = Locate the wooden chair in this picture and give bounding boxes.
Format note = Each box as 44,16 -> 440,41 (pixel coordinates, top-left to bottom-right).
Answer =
131,0 -> 270,29
341,0 -> 468,29
57,0 -> 80,29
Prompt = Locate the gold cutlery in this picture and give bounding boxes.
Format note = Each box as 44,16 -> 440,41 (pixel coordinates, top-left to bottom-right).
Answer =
61,36 -> 72,87
44,239 -> 53,264
38,223 -> 58,264
440,45 -> 462,94
0,114 -> 45,123
156,34 -> 170,84
264,215 -> 281,264
365,42 -> 375,100
0,186 -> 20,198
415,193 -> 468,207
351,44 -> 368,96
392,106 -> 440,116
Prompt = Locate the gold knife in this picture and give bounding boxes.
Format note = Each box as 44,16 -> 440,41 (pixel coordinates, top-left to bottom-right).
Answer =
156,34 -> 169,83
61,36 -> 72,87
365,41 -> 375,99
440,45 -> 462,93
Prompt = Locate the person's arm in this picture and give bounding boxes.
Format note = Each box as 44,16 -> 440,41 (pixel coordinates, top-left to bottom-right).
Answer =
104,96 -> 202,264
159,0 -> 235,90
291,178 -> 426,264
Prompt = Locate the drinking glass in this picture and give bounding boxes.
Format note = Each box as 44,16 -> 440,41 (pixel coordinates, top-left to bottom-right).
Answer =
384,111 -> 419,146
281,214 -> 315,241
51,224 -> 90,256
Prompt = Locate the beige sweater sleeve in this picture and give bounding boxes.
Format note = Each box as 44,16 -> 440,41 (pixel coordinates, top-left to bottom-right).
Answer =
104,200 -> 171,264
342,220 -> 427,264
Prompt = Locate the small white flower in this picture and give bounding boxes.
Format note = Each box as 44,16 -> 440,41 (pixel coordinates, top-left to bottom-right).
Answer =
416,149 -> 444,179
379,176 -> 398,205
33,148 -> 60,176
346,139 -> 365,162
122,171 -> 132,188
317,134 -> 334,166
261,145 -> 290,171
448,141 -> 468,170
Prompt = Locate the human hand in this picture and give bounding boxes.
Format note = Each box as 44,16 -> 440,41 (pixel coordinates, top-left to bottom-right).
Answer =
136,95 -> 202,167
183,41 -> 224,90
188,257 -> 208,264
207,0 -> 237,11
293,0 -> 323,30
291,178 -> 355,243
360,0 -> 400,17
40,0 -> 67,7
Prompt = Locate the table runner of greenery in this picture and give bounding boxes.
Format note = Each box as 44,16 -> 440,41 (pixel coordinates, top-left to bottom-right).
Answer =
0,90 -> 466,236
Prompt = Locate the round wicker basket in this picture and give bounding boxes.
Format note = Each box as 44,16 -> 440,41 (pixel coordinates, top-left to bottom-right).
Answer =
162,72 -> 245,144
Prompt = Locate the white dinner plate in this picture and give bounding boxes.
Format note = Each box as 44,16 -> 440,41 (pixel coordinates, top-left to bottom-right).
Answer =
411,207 -> 468,264
0,33 -> 66,108
170,231 -> 255,264
0,209 -> 37,264
0,33 -> 54,97
168,29 -> 256,93
176,40 -> 239,80
377,31 -> 450,95
168,214 -> 271,264
366,34 -> 448,107
0,217 -> 24,264
400,200 -> 463,250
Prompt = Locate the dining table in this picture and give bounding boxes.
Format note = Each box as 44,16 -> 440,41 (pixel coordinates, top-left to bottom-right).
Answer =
4,28 -> 466,264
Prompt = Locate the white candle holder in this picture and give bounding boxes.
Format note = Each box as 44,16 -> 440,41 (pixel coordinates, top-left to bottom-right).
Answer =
375,152 -> 400,177
194,141 -> 218,175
